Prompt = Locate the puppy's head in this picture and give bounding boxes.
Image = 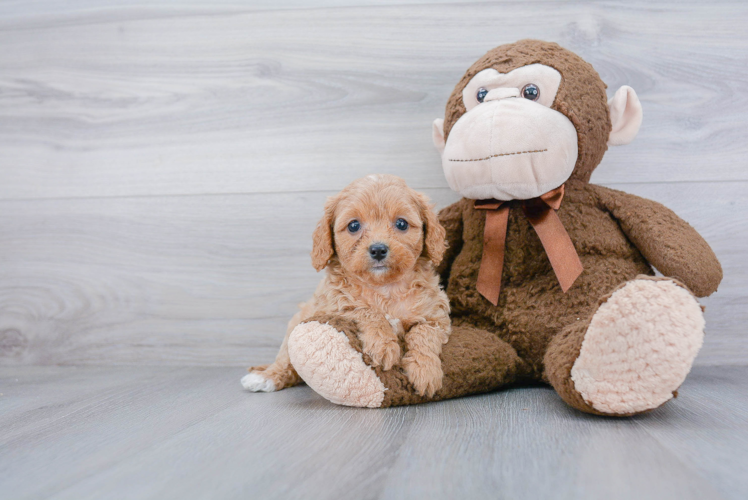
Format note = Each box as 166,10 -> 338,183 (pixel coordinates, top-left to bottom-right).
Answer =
311,174 -> 446,285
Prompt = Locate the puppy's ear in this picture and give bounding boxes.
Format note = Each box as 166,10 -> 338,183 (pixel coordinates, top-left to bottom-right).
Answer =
414,191 -> 447,266
311,194 -> 338,271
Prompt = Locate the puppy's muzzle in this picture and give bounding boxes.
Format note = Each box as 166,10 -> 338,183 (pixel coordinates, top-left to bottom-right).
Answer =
368,243 -> 389,262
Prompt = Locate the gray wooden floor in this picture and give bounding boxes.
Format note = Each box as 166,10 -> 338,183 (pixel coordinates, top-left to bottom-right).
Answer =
1,365 -> 747,500
2,1 -> 748,499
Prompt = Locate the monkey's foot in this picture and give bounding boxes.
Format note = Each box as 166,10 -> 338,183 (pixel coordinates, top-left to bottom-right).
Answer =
288,321 -> 386,408
571,278 -> 704,414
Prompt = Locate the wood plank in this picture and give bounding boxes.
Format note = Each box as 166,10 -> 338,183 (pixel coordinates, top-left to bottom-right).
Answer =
635,366 -> 748,500
1,365 -> 745,499
379,388 -> 725,500
1,2 -> 747,200
0,0 -> 492,21
0,365 -> 416,500
0,182 -> 744,367
0,366 -> 192,443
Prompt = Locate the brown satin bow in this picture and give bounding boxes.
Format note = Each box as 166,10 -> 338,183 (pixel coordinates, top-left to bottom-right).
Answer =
474,185 -> 583,305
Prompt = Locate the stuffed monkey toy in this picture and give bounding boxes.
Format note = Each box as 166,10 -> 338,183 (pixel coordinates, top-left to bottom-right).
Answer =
286,40 -> 722,416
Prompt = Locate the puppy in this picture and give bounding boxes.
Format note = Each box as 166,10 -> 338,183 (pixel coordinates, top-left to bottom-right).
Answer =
241,174 -> 451,397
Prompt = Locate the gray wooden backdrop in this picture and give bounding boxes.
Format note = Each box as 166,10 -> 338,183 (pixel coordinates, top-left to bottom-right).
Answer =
1,0 -> 746,368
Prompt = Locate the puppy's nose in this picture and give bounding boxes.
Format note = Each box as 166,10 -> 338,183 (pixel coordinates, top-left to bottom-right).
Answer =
368,243 -> 389,261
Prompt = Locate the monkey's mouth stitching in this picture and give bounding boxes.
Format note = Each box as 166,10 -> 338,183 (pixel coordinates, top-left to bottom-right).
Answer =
449,148 -> 548,162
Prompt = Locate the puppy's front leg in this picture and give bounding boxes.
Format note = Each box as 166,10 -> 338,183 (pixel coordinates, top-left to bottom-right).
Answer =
241,311 -> 304,392
402,320 -> 450,397
350,311 -> 401,371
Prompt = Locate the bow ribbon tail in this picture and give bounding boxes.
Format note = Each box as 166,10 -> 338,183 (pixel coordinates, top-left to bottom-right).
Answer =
476,204 -> 510,306
524,208 -> 583,292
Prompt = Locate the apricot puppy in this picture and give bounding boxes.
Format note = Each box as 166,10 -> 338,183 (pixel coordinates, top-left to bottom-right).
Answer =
241,174 -> 451,397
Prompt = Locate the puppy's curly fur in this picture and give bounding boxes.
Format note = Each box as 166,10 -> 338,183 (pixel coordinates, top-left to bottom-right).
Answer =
242,174 -> 451,397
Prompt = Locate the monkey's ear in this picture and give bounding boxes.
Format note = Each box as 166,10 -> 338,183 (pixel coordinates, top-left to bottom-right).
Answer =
432,118 -> 446,155
311,195 -> 338,271
607,86 -> 643,146
415,191 -> 447,266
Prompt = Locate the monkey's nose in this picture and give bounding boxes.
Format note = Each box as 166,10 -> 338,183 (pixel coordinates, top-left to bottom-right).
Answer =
368,243 -> 389,262
484,88 -> 520,102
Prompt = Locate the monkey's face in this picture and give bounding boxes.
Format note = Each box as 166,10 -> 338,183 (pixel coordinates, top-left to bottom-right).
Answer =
436,64 -> 578,201
433,41 -> 644,199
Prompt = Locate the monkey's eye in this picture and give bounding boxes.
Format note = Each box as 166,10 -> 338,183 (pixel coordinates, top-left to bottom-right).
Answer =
395,218 -> 409,231
522,84 -> 539,101
476,88 -> 489,103
347,220 -> 361,233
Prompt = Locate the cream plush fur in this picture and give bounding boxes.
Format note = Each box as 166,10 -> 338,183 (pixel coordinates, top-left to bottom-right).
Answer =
288,321 -> 386,408
571,279 -> 705,414
436,64 -> 578,201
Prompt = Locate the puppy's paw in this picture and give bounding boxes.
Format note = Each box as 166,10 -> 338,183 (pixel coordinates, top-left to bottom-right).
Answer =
363,335 -> 401,371
402,352 -> 443,397
241,371 -> 276,392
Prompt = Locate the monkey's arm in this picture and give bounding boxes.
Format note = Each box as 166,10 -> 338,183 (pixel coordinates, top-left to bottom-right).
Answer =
590,184 -> 722,297
436,199 -> 465,287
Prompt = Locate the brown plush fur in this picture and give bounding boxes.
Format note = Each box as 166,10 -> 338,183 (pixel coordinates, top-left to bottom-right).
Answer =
298,40 -> 722,413
249,175 -> 451,397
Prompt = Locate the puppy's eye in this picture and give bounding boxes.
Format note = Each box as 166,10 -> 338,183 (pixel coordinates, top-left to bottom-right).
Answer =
395,218 -> 409,231
347,220 -> 361,233
522,83 -> 539,101
476,87 -> 489,103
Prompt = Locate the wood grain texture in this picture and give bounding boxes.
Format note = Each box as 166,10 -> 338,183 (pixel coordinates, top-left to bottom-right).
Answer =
0,1 -> 746,367
0,1 -> 747,200
1,365 -> 746,499
0,0 -> 491,20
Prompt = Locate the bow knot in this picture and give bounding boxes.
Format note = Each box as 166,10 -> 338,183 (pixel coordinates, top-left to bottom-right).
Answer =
473,184 -> 583,305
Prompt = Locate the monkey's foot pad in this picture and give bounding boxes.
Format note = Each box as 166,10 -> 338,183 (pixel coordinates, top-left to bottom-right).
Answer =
571,279 -> 704,414
288,321 -> 386,408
